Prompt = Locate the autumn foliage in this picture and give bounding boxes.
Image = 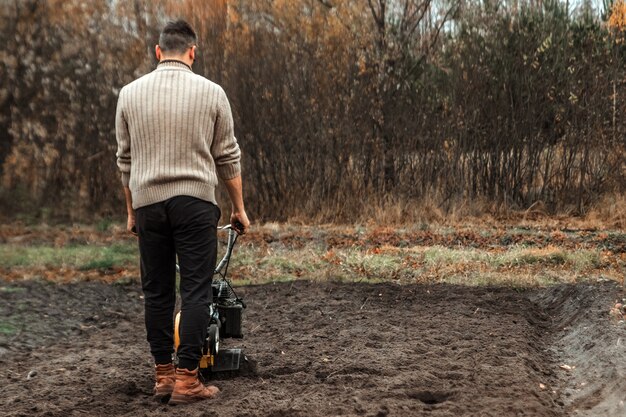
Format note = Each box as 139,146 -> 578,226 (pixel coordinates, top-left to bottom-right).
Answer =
0,0 -> 624,224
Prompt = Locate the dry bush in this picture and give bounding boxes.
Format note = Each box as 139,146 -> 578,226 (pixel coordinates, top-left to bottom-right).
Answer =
0,0 -> 624,226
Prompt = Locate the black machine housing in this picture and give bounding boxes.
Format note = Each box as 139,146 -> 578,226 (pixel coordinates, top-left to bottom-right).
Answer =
201,226 -> 246,372
210,279 -> 245,339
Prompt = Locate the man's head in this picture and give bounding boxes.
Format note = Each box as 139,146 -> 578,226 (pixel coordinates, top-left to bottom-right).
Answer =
156,20 -> 197,66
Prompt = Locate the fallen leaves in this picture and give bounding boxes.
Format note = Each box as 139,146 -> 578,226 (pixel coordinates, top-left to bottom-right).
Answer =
609,301 -> 626,322
322,250 -> 342,265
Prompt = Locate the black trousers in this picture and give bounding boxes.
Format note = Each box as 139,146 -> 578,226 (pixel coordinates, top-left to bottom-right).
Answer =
135,195 -> 220,370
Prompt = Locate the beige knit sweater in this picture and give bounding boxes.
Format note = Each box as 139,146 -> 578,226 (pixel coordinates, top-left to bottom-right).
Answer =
115,60 -> 241,209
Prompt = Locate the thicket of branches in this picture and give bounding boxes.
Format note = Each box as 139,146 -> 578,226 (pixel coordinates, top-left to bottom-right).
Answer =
1,0 -> 625,223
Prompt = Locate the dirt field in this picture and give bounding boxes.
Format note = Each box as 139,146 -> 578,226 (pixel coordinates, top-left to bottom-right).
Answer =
1,278 -> 624,417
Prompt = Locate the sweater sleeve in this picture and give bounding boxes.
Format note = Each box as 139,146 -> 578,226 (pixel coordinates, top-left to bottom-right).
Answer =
211,87 -> 241,180
115,88 -> 131,186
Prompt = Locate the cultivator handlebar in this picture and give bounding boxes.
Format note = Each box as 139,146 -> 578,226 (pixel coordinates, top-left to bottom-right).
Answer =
215,225 -> 239,276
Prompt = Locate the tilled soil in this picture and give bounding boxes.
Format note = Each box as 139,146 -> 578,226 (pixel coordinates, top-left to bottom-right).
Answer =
0,279 -> 624,417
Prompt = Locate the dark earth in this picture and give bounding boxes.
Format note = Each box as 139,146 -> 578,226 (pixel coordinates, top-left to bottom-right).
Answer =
0,279 -> 624,417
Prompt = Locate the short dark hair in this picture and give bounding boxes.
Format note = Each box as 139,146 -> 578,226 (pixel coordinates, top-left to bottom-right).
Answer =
159,20 -> 197,54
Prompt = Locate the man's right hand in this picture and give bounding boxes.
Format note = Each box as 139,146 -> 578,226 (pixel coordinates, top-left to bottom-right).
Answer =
230,210 -> 250,235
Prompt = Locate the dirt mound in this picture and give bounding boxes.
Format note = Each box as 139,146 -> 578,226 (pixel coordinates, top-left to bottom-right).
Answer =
0,279 -> 623,416
531,283 -> 626,416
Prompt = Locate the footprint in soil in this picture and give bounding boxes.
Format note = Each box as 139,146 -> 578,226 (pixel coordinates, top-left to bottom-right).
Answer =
371,405 -> 390,417
116,381 -> 150,397
407,390 -> 453,405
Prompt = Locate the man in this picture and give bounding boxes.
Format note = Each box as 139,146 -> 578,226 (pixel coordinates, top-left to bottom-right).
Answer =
115,20 -> 250,405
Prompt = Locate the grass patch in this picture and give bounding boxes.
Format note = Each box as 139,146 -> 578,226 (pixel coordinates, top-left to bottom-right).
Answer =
226,243 -> 613,287
420,246 -> 491,264
78,243 -> 136,270
0,243 -> 137,270
493,246 -> 600,270
0,286 -> 26,293
404,245 -> 601,271
343,251 -> 401,279
231,247 -> 325,282
0,224 -> 620,287
0,320 -> 18,336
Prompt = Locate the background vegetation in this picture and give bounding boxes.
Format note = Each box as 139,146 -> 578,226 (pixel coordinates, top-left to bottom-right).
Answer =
1,0 -> 625,224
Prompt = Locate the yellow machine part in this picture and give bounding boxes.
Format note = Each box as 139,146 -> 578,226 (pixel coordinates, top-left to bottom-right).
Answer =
174,311 -> 181,349
174,311 -> 214,369
199,355 -> 214,368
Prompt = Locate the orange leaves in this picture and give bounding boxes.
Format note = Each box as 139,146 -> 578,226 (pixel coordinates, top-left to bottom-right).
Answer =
1,266 -> 137,284
609,0 -> 626,31
549,230 -> 566,243
322,250 -> 342,265
368,247 -> 383,255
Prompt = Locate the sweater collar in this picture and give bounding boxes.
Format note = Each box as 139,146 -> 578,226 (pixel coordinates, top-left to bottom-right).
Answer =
156,59 -> 193,72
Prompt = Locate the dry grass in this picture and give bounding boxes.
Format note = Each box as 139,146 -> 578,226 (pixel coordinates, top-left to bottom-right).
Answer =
285,192 -> 626,231
226,243 -> 619,287
1,222 -> 623,288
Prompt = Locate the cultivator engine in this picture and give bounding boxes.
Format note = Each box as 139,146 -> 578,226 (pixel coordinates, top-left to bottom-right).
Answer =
174,225 -> 246,374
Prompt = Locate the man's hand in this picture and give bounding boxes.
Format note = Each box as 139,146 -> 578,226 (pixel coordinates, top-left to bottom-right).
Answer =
123,186 -> 137,236
223,175 -> 249,234
231,210 -> 250,234
127,213 -> 138,236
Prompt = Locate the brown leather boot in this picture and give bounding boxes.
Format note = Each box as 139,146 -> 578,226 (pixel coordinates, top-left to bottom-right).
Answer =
153,363 -> 176,401
169,368 -> 220,405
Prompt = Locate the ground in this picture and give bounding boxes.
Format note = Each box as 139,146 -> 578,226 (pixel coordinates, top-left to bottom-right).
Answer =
0,279 -> 624,417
